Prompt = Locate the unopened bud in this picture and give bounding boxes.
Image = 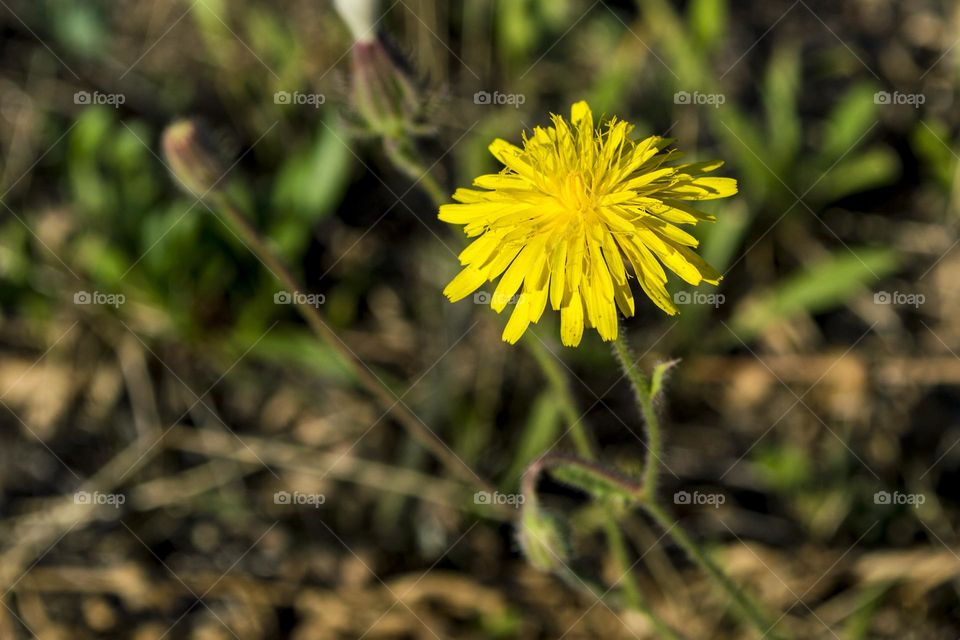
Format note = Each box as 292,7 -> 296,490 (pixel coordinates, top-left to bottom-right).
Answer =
517,507 -> 570,573
161,120 -> 227,200
350,36 -> 423,138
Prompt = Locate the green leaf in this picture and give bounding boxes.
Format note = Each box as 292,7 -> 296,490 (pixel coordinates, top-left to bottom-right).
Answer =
51,2 -> 109,59
251,328 -> 356,382
67,108 -> 117,216
753,445 -> 812,493
649,359 -> 680,399
805,147 -> 899,204
911,119 -> 958,192
763,44 -> 802,170
271,120 -> 353,230
505,391 -> 562,484
74,236 -> 131,285
819,84 -> 880,165
711,109 -> 776,201
729,248 -> 900,340
688,0 -> 728,51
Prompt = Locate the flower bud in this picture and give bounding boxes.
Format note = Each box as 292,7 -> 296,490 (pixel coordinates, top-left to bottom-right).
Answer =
161,119 -> 226,200
517,507 -> 570,573
349,36 -> 422,138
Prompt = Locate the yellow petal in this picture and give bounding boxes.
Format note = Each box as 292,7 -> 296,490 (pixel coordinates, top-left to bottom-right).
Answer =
623,167 -> 675,190
484,243 -> 524,281
473,173 -> 530,190
618,236 -> 668,285
601,232 -> 627,285
587,235 -> 615,301
583,281 -> 618,341
675,245 -> 723,285
560,289 -> 585,347
502,295 -> 532,344
451,187 -> 489,203
438,201 -> 504,224
680,159 -> 725,174
647,219 -> 700,247
640,234 -> 705,285
566,233 -> 585,292
548,239 -> 568,310
614,280 -> 635,317
527,285 -> 549,323
492,242 -> 542,311
635,198 -> 716,225
672,177 -> 738,200
443,267 -> 486,302
435,101 -> 735,346
459,232 -> 503,266
570,101 -> 592,126
599,190 -> 638,206
635,270 -> 678,315
489,139 -> 539,182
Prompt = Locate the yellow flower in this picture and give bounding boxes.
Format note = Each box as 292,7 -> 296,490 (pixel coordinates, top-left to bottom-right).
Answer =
440,101 -> 737,347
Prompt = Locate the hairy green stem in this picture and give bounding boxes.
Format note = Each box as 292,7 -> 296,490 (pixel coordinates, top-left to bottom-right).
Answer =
524,336 -> 682,640
527,452 -> 645,501
612,331 -> 787,640
611,335 -> 661,499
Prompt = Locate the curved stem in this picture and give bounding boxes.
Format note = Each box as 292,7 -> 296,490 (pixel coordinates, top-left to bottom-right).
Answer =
524,335 -> 683,640
611,335 -> 660,499
612,330 -> 788,640
211,196 -> 496,496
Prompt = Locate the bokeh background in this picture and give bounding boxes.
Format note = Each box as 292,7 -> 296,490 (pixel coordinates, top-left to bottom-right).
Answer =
1,0 -> 960,638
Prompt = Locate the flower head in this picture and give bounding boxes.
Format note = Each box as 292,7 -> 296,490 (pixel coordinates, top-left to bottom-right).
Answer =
333,0 -> 425,139
161,119 -> 227,201
439,101 -> 737,347
349,37 -> 421,138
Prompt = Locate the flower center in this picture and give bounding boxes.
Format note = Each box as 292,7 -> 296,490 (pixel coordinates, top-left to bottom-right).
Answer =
555,172 -> 597,217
